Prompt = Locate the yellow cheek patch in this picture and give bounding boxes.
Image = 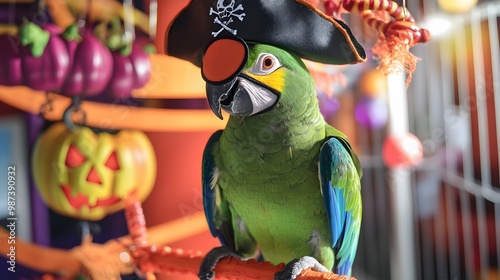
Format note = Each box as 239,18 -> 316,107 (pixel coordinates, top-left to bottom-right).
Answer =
246,68 -> 286,93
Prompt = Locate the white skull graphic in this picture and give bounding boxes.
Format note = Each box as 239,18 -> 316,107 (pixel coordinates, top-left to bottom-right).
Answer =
209,0 -> 246,37
217,0 -> 235,18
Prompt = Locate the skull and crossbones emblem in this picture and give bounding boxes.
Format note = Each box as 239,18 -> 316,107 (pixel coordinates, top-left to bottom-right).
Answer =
209,0 -> 246,37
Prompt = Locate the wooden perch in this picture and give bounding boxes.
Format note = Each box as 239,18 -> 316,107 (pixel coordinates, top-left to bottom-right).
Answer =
133,245 -> 355,280
124,200 -> 355,280
0,200 -> 357,279
0,227 -> 355,279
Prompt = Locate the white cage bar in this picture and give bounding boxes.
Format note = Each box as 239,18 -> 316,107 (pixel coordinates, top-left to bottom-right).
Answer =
353,1 -> 500,280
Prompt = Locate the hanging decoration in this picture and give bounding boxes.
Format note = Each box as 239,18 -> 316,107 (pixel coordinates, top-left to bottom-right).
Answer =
31,120 -> 157,221
309,0 -> 431,86
105,41 -> 151,99
0,21 -> 70,91
0,9 -> 152,99
355,96 -> 388,130
382,132 -> 423,168
103,17 -> 152,99
59,24 -> 114,97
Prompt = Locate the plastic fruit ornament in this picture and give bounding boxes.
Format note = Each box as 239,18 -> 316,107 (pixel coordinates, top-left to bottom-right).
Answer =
32,122 -> 157,221
358,69 -> 387,98
355,97 -> 388,130
103,18 -> 152,99
383,133 -> 423,168
60,26 -> 114,97
0,22 -> 70,91
438,0 -> 477,13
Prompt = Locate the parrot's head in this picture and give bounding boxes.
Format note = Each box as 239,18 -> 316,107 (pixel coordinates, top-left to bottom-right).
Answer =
202,38 -> 315,119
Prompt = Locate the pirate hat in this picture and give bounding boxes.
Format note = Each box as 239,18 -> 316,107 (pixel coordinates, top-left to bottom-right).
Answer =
165,0 -> 366,67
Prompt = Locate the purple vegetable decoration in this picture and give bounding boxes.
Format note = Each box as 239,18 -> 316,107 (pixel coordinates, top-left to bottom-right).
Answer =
0,22 -> 70,91
20,23 -> 70,91
106,42 -> 151,99
130,42 -> 152,89
60,24 -> 113,97
134,33 -> 157,54
103,18 -> 151,99
61,23 -> 80,64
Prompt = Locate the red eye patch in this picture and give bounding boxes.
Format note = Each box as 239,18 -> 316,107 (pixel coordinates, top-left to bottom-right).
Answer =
202,37 -> 248,84
65,145 -> 86,167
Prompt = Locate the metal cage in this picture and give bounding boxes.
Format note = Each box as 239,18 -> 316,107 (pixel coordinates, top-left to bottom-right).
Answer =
352,2 -> 500,280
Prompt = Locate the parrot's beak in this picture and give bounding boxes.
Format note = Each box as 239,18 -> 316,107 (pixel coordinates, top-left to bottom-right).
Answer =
206,75 -> 279,120
206,77 -> 240,120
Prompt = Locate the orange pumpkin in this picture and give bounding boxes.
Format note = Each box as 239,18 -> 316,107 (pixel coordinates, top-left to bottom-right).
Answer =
32,122 -> 156,221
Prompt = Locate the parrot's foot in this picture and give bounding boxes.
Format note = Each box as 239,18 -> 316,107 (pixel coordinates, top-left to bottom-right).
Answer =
198,246 -> 240,280
274,256 -> 330,280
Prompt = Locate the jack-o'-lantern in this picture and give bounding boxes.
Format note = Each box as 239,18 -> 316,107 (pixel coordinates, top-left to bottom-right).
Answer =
32,122 -> 157,221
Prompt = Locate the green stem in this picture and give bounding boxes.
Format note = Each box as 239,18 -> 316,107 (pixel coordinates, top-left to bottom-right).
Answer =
142,43 -> 157,54
62,23 -> 82,42
119,42 -> 132,56
106,17 -> 125,51
18,22 -> 50,58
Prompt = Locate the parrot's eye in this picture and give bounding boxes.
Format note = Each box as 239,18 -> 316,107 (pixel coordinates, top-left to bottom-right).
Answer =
263,56 -> 274,69
250,53 -> 282,75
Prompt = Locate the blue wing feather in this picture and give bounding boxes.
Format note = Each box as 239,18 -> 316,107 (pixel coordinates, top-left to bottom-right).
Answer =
202,130 -> 232,246
319,137 -> 362,275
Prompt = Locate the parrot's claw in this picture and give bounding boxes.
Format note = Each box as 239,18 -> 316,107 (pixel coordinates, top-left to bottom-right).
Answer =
274,256 -> 330,280
198,246 -> 240,280
198,271 -> 214,280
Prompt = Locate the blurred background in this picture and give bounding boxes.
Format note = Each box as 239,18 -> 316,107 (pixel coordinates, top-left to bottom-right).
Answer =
0,0 -> 499,279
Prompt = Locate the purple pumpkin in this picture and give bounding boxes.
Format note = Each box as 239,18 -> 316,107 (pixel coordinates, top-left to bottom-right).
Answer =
0,22 -> 70,91
20,23 -> 70,91
60,28 -> 113,97
61,24 -> 80,62
106,43 -> 151,99
133,33 -> 157,54
130,43 -> 152,89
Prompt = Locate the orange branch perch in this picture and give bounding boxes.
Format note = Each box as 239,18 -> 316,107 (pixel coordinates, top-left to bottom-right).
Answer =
133,246 -> 355,280
125,199 -> 355,280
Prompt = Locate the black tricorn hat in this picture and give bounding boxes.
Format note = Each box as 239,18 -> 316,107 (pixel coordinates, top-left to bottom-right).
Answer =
165,0 -> 366,67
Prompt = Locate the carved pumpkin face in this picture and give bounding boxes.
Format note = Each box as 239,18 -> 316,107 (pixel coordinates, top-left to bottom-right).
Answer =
32,122 -> 156,221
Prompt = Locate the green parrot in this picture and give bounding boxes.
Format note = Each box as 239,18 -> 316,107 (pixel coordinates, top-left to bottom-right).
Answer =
199,42 -> 363,280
